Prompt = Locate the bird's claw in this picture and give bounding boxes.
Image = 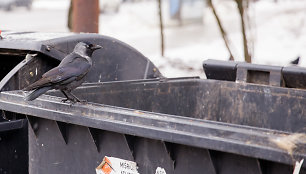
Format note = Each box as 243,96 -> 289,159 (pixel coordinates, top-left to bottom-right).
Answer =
79,100 -> 88,104
61,99 -> 68,103
61,98 -> 87,104
61,98 -> 77,104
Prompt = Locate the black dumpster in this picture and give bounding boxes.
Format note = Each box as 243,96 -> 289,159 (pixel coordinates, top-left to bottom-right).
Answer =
0,31 -> 161,174
0,32 -> 305,174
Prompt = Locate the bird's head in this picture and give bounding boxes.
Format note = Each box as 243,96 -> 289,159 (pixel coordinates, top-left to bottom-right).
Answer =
74,42 -> 102,57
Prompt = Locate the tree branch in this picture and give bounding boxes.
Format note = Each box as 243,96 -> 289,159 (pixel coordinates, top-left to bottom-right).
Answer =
208,0 -> 235,60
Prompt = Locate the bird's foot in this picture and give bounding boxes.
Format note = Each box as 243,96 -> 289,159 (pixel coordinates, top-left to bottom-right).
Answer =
61,98 -> 77,104
61,98 -> 68,103
79,100 -> 88,104
61,97 -> 87,105
69,93 -> 87,104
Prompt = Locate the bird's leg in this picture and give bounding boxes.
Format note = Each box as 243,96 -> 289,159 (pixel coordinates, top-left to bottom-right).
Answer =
62,90 -> 87,104
61,90 -> 69,100
61,90 -> 76,103
69,91 -> 87,104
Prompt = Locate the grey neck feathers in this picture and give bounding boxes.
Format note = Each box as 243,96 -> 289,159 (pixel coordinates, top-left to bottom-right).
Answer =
74,50 -> 91,60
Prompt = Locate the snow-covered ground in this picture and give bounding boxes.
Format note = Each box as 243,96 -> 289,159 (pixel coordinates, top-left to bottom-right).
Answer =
1,0 -> 306,77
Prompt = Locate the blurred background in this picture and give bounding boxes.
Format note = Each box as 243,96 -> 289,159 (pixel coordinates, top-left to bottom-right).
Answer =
0,0 -> 305,77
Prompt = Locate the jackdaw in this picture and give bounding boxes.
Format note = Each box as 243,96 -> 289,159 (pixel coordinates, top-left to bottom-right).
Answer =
290,56 -> 300,65
23,42 -> 102,102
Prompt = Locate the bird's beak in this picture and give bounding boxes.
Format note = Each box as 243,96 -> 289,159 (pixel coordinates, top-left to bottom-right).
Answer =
91,44 -> 102,51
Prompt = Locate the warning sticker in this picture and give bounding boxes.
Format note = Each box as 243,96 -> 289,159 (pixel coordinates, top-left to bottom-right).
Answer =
155,167 -> 166,174
96,156 -> 139,174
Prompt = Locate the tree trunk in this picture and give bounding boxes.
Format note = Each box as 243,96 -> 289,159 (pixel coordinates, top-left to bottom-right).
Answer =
68,0 -> 73,31
72,0 -> 99,33
208,0 -> 234,61
158,0 -> 165,57
236,0 -> 251,63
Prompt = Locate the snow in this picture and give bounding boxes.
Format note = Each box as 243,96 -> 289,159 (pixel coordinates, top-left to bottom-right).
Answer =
1,0 -> 306,78
253,0 -> 306,66
99,0 -> 306,77
32,0 -> 70,10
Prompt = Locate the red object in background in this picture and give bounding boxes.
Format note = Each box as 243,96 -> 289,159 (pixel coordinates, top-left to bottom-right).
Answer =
0,29 -> 2,39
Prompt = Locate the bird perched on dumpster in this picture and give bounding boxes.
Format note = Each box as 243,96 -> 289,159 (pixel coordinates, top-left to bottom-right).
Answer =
23,42 -> 102,102
290,56 -> 300,65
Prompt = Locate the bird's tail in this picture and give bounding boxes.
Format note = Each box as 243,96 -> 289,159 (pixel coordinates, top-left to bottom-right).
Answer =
24,86 -> 52,101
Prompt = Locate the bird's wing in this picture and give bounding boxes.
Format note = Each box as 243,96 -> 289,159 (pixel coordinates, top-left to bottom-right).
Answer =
43,56 -> 90,78
24,63 -> 89,91
58,53 -> 77,66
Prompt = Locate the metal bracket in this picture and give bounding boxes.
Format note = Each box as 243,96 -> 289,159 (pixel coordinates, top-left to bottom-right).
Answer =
236,63 -> 283,87
55,121 -> 69,144
27,115 -> 40,137
40,44 -> 66,61
0,119 -> 26,132
88,127 -> 100,152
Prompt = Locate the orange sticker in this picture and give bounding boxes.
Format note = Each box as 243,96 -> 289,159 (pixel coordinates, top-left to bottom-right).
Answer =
101,157 -> 112,174
96,156 -> 139,174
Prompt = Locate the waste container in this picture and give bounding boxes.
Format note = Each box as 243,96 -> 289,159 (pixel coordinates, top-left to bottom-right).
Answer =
0,31 -> 161,174
0,32 -> 305,174
0,115 -> 28,174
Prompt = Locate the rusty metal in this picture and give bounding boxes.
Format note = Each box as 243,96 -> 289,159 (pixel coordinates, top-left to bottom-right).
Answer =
0,90 -> 305,168
72,0 -> 99,33
235,63 -> 283,86
203,59 -> 306,88
1,33 -> 306,173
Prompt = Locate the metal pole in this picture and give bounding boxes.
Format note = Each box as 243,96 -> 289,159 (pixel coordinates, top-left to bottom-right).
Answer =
72,0 -> 99,33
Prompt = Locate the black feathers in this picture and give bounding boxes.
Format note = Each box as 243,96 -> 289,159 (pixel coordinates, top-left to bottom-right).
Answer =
290,56 -> 300,65
24,42 -> 101,102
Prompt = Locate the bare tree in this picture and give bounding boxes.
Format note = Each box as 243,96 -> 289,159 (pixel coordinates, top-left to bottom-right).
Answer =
158,0 -> 165,57
72,0 -> 99,33
208,0 -> 235,61
235,0 -> 252,63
